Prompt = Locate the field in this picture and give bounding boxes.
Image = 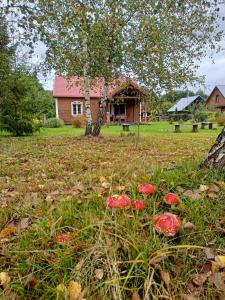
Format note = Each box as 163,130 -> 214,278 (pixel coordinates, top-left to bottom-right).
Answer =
0,123 -> 225,299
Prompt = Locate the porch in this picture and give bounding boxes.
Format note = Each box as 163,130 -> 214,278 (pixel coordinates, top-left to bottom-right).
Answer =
109,100 -> 140,123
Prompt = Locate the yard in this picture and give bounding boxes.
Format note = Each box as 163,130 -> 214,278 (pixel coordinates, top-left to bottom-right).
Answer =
0,122 -> 225,299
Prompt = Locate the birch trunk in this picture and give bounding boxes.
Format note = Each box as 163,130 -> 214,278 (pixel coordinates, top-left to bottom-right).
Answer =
82,10 -> 92,136
201,127 -> 225,169
92,79 -> 108,136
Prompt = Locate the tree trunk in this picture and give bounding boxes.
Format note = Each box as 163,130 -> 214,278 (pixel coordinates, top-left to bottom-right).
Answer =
92,79 -> 108,136
83,71 -> 92,136
82,14 -> 92,136
201,127 -> 225,169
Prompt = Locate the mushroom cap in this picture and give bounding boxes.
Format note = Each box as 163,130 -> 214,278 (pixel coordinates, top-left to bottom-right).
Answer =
138,183 -> 156,195
106,195 -> 131,209
56,233 -> 71,244
163,193 -> 180,205
132,200 -> 145,211
154,213 -> 181,236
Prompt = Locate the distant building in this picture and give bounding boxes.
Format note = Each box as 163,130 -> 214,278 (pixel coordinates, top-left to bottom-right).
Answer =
206,86 -> 225,112
167,95 -> 204,113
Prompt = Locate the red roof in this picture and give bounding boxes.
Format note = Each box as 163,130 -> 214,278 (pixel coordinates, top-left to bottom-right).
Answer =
53,76 -> 142,99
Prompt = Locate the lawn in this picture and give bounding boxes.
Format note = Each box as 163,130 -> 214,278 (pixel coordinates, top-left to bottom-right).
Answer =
0,123 -> 225,299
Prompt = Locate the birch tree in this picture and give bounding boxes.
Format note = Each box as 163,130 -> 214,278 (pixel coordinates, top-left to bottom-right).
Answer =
2,0 -> 101,135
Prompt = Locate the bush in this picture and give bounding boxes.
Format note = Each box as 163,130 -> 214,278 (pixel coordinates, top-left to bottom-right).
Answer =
216,113 -> 225,126
43,118 -> 64,128
194,108 -> 208,122
72,115 -> 86,128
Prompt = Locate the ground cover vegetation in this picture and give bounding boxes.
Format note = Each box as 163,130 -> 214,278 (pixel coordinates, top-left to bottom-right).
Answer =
0,131 -> 225,299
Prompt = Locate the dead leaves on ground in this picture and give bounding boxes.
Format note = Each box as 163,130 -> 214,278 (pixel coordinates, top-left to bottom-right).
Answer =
181,181 -> 223,201
56,281 -> 85,300
0,217 -> 30,241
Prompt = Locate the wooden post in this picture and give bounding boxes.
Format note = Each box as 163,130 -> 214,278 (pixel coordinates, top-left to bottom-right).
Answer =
201,122 -> 205,129
192,124 -> 198,132
122,124 -> 130,131
208,122 -> 213,130
174,124 -> 181,133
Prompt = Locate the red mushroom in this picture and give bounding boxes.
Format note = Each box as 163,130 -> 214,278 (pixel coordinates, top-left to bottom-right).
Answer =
153,213 -> 181,236
132,200 -> 145,211
163,193 -> 180,205
56,233 -> 71,244
106,195 -> 131,209
138,183 -> 156,195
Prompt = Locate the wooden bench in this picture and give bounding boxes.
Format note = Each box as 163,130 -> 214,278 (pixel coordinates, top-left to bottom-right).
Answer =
201,122 -> 213,130
174,123 -> 199,133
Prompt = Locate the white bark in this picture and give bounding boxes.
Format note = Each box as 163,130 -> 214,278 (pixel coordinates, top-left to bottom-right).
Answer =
82,34 -> 93,135
202,127 -> 225,169
54,98 -> 59,118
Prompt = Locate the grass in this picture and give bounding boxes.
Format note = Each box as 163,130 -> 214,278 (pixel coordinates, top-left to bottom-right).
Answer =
0,122 -> 225,299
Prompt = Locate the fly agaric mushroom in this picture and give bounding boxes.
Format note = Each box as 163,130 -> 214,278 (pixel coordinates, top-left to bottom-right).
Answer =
154,213 -> 181,236
163,193 -> 180,205
106,195 -> 131,209
132,200 -> 145,211
138,183 -> 156,195
56,233 -> 71,244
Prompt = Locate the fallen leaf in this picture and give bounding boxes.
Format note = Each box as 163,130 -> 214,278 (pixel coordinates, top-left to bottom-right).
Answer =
0,227 -> 17,238
208,272 -> 225,291
183,222 -> 196,230
181,295 -> 199,300
95,269 -> 104,280
208,183 -> 220,194
0,272 -> 10,289
161,270 -> 170,288
18,217 -> 30,232
101,181 -> 110,189
183,190 -> 202,200
211,261 -> 220,273
132,291 -> 141,300
192,274 -> 207,286
208,192 -> 217,199
204,248 -> 216,260
215,255 -> 225,268
176,186 -> 185,193
68,281 -> 82,300
199,185 -> 208,192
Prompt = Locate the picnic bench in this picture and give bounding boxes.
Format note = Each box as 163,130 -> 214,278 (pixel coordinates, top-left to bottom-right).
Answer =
174,123 -> 199,133
200,122 -> 213,130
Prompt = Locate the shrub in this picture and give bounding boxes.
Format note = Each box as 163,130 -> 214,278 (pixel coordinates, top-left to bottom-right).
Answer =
216,113 -> 225,126
72,115 -> 86,128
194,108 -> 208,122
43,117 -> 64,128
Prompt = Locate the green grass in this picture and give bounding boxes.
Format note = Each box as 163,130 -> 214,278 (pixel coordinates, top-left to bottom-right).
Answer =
0,123 -> 224,299
37,122 -> 220,137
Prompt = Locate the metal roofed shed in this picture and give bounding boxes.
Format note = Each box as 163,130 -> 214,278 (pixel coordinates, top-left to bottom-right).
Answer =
167,95 -> 204,113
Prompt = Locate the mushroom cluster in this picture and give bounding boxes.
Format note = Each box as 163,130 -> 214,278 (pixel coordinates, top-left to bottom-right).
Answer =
106,184 -> 182,236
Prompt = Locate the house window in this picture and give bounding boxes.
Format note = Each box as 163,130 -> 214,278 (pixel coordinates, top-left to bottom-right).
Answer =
71,101 -> 83,116
216,95 -> 220,103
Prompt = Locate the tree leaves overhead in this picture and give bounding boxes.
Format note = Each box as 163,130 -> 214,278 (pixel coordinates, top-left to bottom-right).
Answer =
2,0 -> 223,92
